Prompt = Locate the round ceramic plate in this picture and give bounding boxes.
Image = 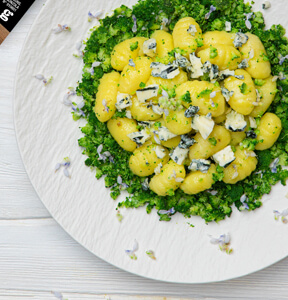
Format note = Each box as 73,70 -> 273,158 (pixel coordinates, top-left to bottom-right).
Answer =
14,0 -> 288,283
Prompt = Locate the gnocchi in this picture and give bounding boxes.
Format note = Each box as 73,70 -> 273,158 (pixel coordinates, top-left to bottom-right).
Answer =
93,16 -> 282,198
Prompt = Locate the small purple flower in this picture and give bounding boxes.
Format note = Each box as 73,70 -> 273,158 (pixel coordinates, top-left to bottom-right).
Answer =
55,157 -> 71,178
274,209 -> 288,224
89,61 -> 101,75
158,207 -> 175,215
73,41 -> 84,58
160,17 -> 169,31
207,190 -> 218,196
210,91 -> 216,98
52,291 -> 63,299
210,233 -> 233,254
117,175 -> 129,189
163,109 -> 169,117
35,74 -> 53,86
132,15 -> 137,33
270,158 -> 279,173
88,10 -> 103,22
161,89 -> 169,98
125,239 -> 139,260
146,250 -> 156,260
244,13 -> 253,30
102,99 -> 109,113
71,101 -> 85,117
205,5 -> 216,20
52,24 -> 71,34
210,99 -> 215,107
240,194 -> 249,210
63,87 -> 77,106
97,144 -> 114,163
279,54 -> 288,65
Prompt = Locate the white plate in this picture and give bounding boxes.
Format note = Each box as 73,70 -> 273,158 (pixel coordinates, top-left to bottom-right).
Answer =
14,0 -> 288,283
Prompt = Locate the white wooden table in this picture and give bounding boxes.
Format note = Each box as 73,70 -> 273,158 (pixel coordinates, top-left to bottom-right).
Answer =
1,1 -> 288,299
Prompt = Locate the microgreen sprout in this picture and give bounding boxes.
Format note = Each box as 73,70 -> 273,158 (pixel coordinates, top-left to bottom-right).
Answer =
146,250 -> 156,260
274,209 -> 288,224
210,233 -> 233,254
205,5 -> 216,20
116,210 -> 123,222
55,157 -> 71,178
88,10 -> 103,22
35,74 -> 53,86
52,24 -> 71,34
125,239 -> 139,260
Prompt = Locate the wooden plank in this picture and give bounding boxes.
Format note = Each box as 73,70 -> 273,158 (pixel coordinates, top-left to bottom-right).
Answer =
0,218 -> 287,299
0,290 -> 206,300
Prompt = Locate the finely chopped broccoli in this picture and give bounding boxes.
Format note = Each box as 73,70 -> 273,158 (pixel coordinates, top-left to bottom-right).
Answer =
76,0 -> 288,222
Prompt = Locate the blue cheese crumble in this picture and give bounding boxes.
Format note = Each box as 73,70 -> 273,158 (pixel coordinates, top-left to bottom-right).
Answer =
184,105 -> 200,118
233,32 -> 249,48
153,146 -> 166,159
189,159 -> 211,173
170,146 -> 189,165
178,134 -> 196,149
143,38 -> 157,57
189,53 -> 204,79
155,126 -> 178,141
191,114 -> 215,140
221,87 -> 234,102
225,110 -> 247,132
127,129 -> 151,145
116,93 -> 132,111
136,84 -> 159,103
187,24 -> 197,36
150,62 -> 180,79
213,145 -> 235,168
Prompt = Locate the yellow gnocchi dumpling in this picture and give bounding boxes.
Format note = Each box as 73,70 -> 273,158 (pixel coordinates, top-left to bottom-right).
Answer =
150,30 -> 174,58
94,72 -> 121,122
230,131 -> 246,146
176,81 -> 225,117
129,143 -> 169,177
118,56 -> 152,94
223,146 -> 257,184
198,31 -> 234,51
250,76 -> 277,117
180,164 -> 217,194
239,33 -> 271,79
255,113 -> 282,150
111,37 -> 147,71
149,160 -> 186,196
224,69 -> 256,115
130,95 -> 161,121
107,117 -> 138,152
189,125 -> 231,160
172,17 -> 202,57
197,44 -> 242,70
163,109 -> 192,135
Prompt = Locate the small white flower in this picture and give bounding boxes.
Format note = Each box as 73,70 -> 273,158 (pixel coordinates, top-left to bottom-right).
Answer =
209,233 -> 233,254
35,74 -> 53,86
132,15 -> 137,33
244,13 -> 253,30
55,157 -> 71,178
274,209 -> 288,223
